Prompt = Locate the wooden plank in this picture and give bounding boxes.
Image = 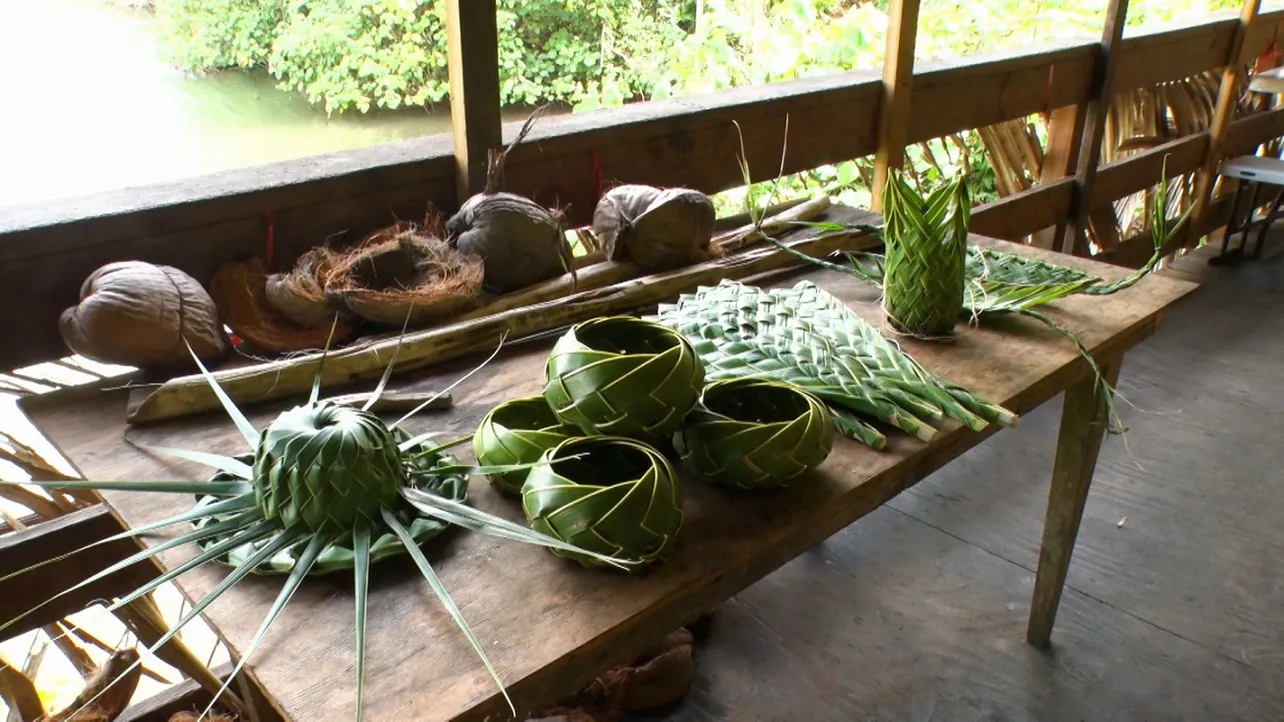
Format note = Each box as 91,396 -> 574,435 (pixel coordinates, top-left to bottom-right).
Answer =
1222,105 -> 1284,156
1099,192 -> 1233,268
871,0 -> 922,210
1112,19 -> 1236,92
675,506 -> 1283,719
1092,134 -> 1209,203
906,43 -> 1096,145
1032,106 -> 1089,249
970,179 -> 1075,241
0,505 -> 155,641
17,235 -> 1197,722
1027,355 -> 1123,647
1189,0 -> 1264,247
1065,0 -> 1132,256
446,0 -> 503,199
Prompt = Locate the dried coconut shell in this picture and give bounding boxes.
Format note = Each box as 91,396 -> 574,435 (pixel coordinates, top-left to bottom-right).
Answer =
59,261 -> 229,369
593,184 -> 719,271
264,248 -> 341,328
445,191 -> 573,292
209,257 -> 352,354
325,218 -> 485,327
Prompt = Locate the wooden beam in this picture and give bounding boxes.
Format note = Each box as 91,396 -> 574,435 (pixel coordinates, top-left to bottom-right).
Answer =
1188,0 -> 1263,251
971,178 -> 1076,241
1032,106 -> 1090,248
871,0 -> 922,210
1064,0 -> 1132,256
446,0 -> 503,200
1092,134 -> 1209,203
1027,354 -> 1124,648
0,505 -> 155,641
1223,105 -> 1284,156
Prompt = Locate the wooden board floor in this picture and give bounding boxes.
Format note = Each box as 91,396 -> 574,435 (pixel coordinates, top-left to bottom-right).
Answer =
646,240 -> 1284,722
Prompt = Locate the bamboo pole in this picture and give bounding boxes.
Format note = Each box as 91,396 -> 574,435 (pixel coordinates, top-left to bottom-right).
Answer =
126,217 -> 878,425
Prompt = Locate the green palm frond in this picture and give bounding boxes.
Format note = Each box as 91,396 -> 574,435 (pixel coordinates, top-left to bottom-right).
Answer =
1,324 -> 640,721
647,280 -> 1016,449
763,160 -> 1191,435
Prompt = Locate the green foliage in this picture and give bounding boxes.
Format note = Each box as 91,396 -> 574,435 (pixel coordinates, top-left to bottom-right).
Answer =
153,0 -> 1242,209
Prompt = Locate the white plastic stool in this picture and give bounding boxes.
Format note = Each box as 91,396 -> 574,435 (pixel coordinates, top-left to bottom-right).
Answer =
1211,154 -> 1284,264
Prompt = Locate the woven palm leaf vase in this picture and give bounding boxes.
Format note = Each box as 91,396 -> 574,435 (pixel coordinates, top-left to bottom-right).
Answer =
880,170 -> 970,338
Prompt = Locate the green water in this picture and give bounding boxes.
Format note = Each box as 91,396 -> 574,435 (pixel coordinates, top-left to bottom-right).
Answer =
0,0 -> 458,211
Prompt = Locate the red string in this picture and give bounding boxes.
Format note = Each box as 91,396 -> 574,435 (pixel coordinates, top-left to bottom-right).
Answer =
264,210 -> 276,272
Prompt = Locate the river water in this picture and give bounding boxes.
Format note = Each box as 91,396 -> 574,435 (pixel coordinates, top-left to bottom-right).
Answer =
0,0 -> 459,211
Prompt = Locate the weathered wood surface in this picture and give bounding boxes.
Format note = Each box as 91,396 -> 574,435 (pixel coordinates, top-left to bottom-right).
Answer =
871,0 -> 922,208
18,231 -> 1196,721
1027,354 -> 1122,647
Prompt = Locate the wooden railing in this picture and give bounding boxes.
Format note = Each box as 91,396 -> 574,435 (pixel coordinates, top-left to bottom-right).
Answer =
3,1 -> 1284,718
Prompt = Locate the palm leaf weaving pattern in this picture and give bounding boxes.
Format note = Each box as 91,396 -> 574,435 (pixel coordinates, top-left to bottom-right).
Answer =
674,377 -> 833,489
881,171 -> 969,337
648,279 -> 1016,450
543,316 -> 706,442
521,435 -> 682,567
1,334 -> 637,722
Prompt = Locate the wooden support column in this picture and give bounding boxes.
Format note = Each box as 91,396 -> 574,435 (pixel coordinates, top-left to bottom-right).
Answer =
1062,0 -> 1131,257
871,0 -> 922,211
1027,355 -> 1123,648
1032,106 -> 1088,249
1187,0 -> 1263,247
446,0 -> 503,201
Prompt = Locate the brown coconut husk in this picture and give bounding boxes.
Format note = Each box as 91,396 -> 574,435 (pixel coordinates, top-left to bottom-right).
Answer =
445,107 -> 576,293
593,184 -> 721,271
323,214 -> 486,327
169,714 -> 235,722
208,257 -> 353,354
528,627 -> 695,722
264,247 -> 343,328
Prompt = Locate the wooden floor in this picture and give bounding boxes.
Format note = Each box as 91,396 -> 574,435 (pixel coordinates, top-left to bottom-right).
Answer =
654,240 -> 1284,722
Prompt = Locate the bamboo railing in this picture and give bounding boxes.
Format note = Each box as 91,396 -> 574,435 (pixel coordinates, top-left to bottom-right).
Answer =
1,1 -> 1283,719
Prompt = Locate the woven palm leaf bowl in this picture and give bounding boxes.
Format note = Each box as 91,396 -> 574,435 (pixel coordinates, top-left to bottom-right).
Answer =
674,378 -> 834,490
521,435 -> 683,570
473,395 -> 582,497
197,420 -> 468,576
543,315 -> 705,444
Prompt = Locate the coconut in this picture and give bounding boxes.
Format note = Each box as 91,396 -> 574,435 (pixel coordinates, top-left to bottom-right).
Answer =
59,261 -> 229,368
324,216 -> 485,327
445,191 -> 573,292
264,248 -> 342,328
443,105 -> 575,293
592,184 -> 719,271
208,256 -> 352,354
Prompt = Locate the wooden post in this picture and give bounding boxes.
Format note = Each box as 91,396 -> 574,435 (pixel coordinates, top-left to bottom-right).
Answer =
1026,356 -> 1123,648
1062,0 -> 1131,257
1032,106 -> 1088,249
446,0 -> 503,202
1187,0 -> 1263,248
871,0 -> 922,211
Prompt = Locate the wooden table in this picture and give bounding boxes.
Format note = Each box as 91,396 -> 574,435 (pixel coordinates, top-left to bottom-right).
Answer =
18,234 -> 1198,722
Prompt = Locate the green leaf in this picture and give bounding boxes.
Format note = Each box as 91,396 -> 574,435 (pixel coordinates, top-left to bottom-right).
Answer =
196,533 -> 331,722
381,508 -> 516,718
187,341 -> 259,449
51,529 -> 300,721
135,444 -> 254,479
352,525 -> 372,720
